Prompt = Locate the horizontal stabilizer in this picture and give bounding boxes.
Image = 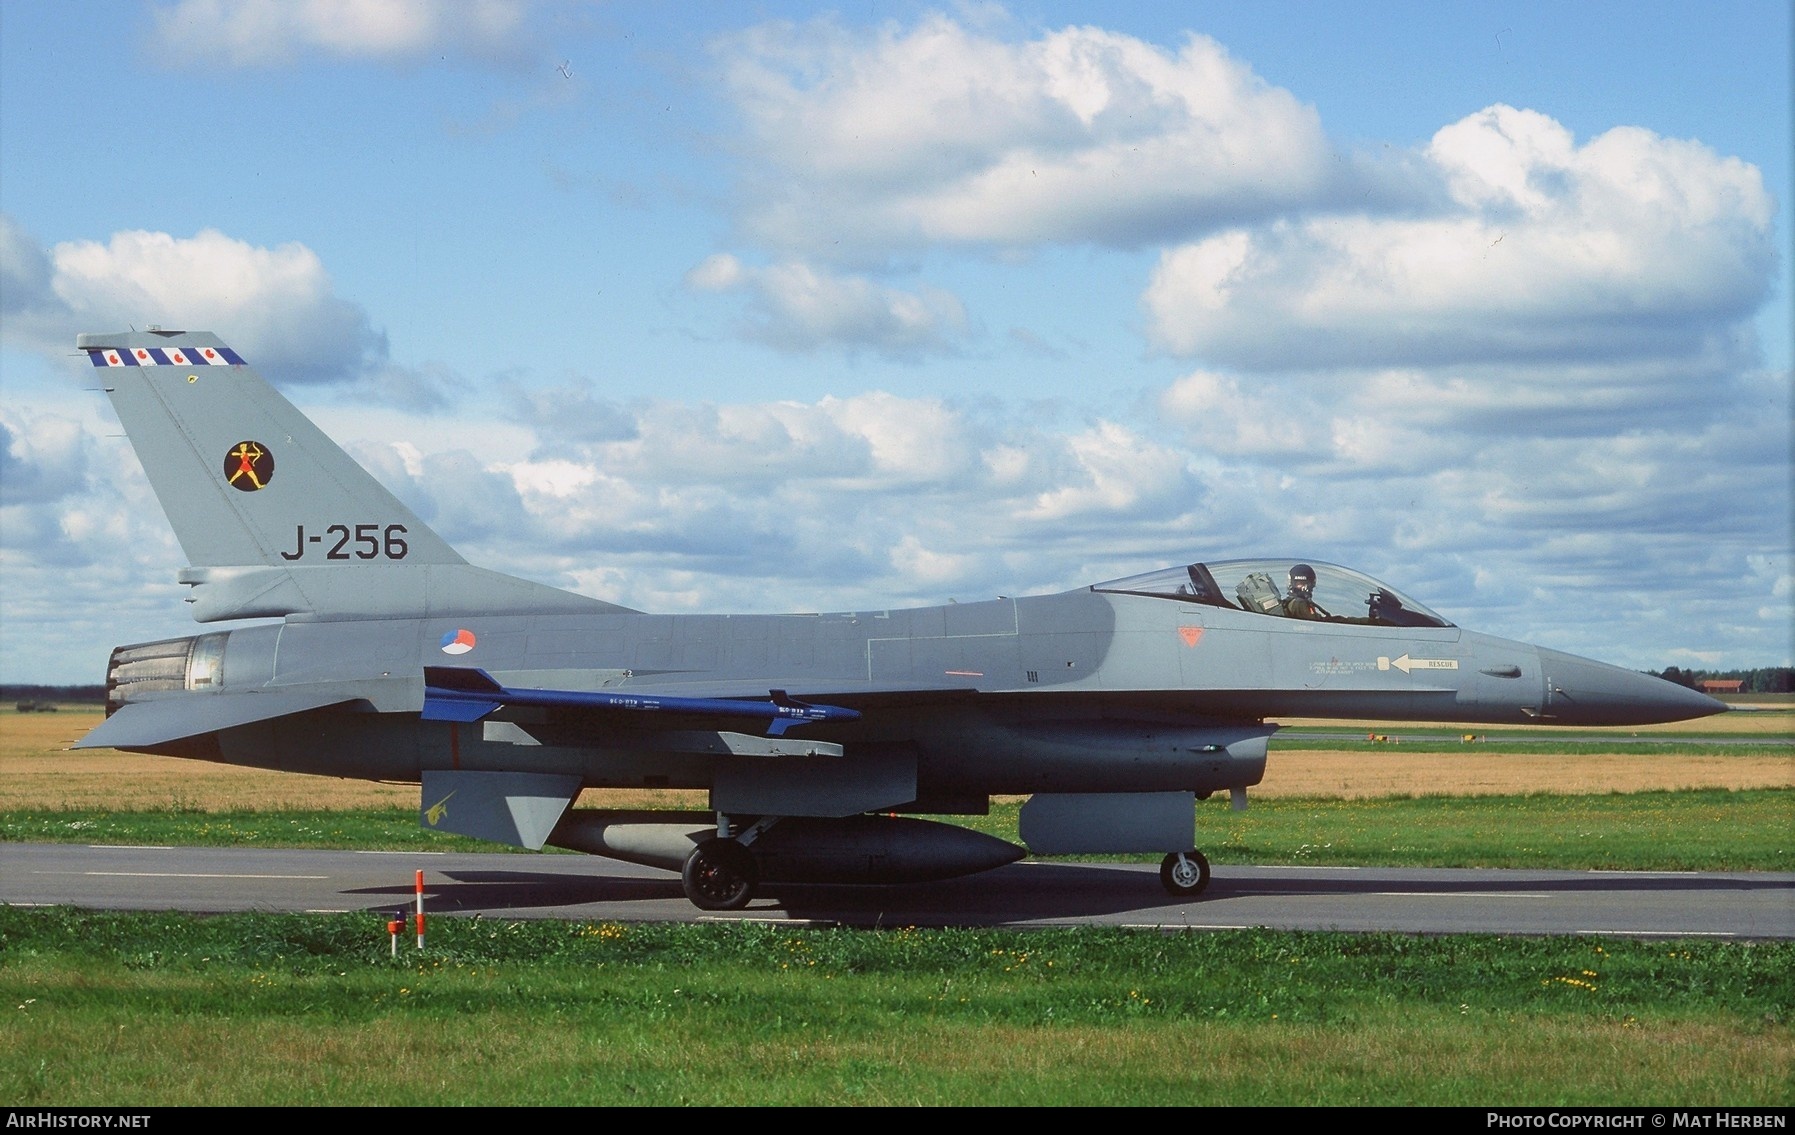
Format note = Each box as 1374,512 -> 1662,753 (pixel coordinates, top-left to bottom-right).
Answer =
76,689 -> 361,751
421,667 -> 861,735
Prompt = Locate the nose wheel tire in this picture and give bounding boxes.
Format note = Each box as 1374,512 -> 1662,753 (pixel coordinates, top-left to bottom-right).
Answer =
1160,850 -> 1211,897
682,837 -> 758,911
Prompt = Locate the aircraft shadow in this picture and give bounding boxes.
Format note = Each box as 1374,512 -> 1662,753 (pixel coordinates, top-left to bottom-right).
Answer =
766,864 -> 1187,925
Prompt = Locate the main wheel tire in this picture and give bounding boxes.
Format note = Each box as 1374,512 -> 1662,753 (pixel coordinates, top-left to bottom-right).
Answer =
1160,849 -> 1211,897
682,838 -> 758,911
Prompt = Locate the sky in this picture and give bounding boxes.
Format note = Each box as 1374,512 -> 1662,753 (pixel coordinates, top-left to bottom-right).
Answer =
1,0 -> 1790,684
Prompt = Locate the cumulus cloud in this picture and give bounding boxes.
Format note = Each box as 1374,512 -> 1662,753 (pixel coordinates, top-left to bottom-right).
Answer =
148,0 -> 536,68
691,13 -> 1373,359
0,216 -> 56,320
511,380 -> 640,448
1160,351 -> 1765,487
1145,105 -> 1775,370
0,411 -> 193,666
520,390 -> 987,494
1132,90 -> 1790,666
0,413 -> 90,506
1147,274 -> 1790,663
1158,369 -> 1323,459
1021,421 -> 1191,521
0,220 -> 386,385
715,14 -> 1334,258
687,254 -> 971,357
334,384 -> 1208,611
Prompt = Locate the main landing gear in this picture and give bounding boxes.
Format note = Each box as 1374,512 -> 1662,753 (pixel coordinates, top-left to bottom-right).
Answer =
682,813 -> 781,911
681,836 -> 759,911
1159,849 -> 1211,897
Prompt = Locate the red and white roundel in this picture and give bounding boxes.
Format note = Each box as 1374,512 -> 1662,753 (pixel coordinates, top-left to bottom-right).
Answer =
439,629 -> 476,655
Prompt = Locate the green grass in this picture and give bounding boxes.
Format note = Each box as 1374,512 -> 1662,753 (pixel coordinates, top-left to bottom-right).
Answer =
1,807 -> 489,853
7,788 -> 1790,870
2,908 -> 1788,1106
1188,790 -> 1794,872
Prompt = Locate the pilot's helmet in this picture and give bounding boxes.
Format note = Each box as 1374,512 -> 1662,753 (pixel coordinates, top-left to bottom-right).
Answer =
1288,563 -> 1316,594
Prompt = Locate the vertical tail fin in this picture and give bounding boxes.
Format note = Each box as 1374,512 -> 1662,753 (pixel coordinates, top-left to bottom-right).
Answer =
82,330 -> 625,621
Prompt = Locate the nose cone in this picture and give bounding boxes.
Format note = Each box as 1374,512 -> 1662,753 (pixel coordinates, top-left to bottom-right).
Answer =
1537,649 -> 1729,725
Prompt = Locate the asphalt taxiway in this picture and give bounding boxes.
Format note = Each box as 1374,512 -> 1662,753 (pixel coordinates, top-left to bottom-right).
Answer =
4,843 -> 1790,938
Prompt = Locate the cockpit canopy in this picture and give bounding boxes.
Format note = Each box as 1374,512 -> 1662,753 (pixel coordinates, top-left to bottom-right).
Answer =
1092,559 -> 1453,628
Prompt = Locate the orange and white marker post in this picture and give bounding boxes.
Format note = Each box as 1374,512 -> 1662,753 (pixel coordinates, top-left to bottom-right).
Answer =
414,869 -> 426,949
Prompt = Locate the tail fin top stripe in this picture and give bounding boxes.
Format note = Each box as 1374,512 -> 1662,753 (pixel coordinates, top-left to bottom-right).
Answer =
88,345 -> 245,367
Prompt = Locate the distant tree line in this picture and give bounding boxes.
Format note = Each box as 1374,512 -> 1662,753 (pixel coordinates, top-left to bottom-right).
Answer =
1653,667 -> 1793,693
2,685 -> 107,705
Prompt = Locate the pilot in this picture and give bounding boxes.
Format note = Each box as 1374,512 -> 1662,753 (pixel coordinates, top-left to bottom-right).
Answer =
1282,564 -> 1324,619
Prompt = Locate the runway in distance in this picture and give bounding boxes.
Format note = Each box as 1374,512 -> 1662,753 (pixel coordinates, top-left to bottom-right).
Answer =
74,330 -> 1727,910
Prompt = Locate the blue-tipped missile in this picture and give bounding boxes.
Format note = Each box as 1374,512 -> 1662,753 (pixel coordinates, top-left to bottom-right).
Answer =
421,666 -> 860,736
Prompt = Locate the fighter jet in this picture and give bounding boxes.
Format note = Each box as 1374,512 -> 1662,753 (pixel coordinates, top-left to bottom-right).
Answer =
73,330 -> 1726,909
